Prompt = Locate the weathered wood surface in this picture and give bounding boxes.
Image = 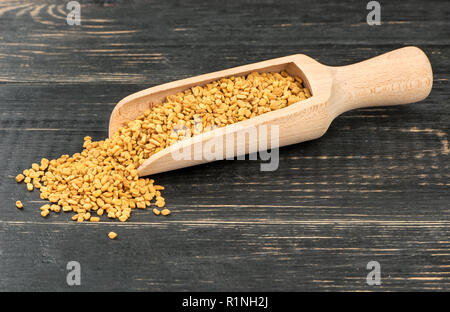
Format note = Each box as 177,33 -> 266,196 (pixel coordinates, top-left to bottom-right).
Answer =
0,0 -> 448,291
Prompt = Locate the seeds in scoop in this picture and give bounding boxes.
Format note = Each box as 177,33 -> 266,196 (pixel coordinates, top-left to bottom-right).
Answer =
16,201 -> 23,209
16,71 -> 310,222
108,232 -> 117,240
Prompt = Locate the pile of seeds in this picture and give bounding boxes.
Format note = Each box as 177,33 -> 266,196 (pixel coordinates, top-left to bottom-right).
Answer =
15,71 -> 311,222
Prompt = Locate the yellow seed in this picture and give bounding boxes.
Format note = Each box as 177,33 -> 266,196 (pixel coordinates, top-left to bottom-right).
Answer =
136,201 -> 146,209
152,208 -> 160,215
96,198 -> 105,207
108,232 -> 118,239
26,183 -> 33,191
118,215 -> 128,222
40,158 -> 49,170
161,209 -> 171,216
90,217 -> 100,222
15,200 -> 23,209
48,194 -> 59,203
15,174 -> 25,183
41,210 -> 49,217
155,200 -> 165,208
83,203 -> 92,210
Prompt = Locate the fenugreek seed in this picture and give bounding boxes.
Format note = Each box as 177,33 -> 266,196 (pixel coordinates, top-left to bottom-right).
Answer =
119,215 -> 128,222
155,200 -> 165,208
41,210 -> 49,217
96,198 -> 105,207
136,201 -> 146,209
161,209 -> 171,216
90,217 -> 100,222
108,232 -> 117,239
16,200 -> 23,209
152,208 -> 160,215
62,205 -> 72,212
48,194 -> 59,203
24,176 -> 31,184
83,203 -> 92,210
40,158 -> 49,170
50,204 -> 60,212
26,183 -> 33,192
15,174 -> 25,183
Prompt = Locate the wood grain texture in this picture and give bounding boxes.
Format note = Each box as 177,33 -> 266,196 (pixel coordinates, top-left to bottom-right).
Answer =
0,0 -> 448,291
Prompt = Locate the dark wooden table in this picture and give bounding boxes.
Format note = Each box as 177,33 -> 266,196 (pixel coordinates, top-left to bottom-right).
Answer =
0,0 -> 448,291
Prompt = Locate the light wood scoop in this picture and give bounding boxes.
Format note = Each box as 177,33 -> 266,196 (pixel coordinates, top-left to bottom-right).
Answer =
109,46 -> 433,176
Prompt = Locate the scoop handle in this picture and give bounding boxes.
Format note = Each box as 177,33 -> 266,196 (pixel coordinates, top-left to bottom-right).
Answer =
330,46 -> 433,116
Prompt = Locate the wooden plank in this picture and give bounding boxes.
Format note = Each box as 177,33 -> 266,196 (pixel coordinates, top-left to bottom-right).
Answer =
0,0 -> 448,291
0,220 -> 449,291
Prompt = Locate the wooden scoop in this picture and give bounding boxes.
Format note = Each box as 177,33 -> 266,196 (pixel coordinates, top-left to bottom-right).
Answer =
109,46 -> 433,176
